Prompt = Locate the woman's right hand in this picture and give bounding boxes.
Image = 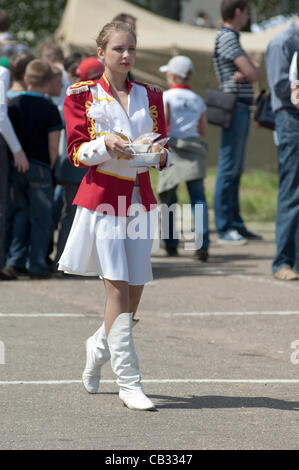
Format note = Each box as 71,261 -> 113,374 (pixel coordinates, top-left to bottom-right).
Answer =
104,134 -> 134,160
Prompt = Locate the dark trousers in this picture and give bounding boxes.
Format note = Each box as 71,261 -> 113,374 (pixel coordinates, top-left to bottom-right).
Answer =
0,136 -> 8,270
214,102 -> 250,235
273,110 -> 299,273
54,182 -> 80,264
159,178 -> 210,250
6,160 -> 53,275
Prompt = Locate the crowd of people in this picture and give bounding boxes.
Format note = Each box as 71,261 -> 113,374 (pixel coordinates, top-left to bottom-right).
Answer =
0,0 -> 298,285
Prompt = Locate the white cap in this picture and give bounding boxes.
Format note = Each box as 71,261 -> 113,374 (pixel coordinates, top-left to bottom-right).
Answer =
159,56 -> 194,79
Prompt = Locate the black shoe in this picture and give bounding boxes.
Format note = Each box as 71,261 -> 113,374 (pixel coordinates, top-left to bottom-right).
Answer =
165,246 -> 179,257
238,229 -> 263,240
29,273 -> 52,280
0,269 -> 17,280
193,248 -> 209,262
2,265 -> 29,278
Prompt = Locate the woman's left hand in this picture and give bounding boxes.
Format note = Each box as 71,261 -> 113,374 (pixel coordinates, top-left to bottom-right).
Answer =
151,144 -> 167,169
158,148 -> 168,169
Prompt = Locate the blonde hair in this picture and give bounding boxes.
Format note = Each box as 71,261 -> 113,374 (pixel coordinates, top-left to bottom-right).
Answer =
96,21 -> 136,50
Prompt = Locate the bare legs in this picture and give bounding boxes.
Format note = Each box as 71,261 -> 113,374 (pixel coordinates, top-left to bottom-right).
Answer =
129,284 -> 144,318
103,279 -> 144,335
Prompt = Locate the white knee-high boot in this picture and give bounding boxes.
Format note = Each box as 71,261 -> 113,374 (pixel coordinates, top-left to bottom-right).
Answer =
107,312 -> 155,410
82,323 -> 110,394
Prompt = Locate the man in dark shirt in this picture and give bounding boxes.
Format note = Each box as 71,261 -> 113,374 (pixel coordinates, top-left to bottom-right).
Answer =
5,59 -> 63,278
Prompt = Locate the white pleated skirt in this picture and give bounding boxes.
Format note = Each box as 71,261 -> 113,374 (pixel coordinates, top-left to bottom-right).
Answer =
58,188 -> 157,285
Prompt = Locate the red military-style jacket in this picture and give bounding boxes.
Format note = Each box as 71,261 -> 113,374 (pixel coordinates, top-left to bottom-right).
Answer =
63,74 -> 170,216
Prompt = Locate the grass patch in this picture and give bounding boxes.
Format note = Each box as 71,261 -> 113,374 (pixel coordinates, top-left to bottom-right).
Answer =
150,168 -> 278,223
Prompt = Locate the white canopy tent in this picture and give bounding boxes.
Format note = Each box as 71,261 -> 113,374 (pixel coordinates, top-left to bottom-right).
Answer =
56,0 -> 289,54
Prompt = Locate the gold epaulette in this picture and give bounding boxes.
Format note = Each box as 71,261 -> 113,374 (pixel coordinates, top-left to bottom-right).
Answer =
134,80 -> 162,93
146,84 -> 162,93
67,80 -> 97,96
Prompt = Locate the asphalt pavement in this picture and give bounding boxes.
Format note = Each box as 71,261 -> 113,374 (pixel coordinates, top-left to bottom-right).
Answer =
0,223 -> 299,450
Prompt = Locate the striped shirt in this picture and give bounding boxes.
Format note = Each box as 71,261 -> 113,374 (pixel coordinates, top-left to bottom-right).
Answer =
213,26 -> 254,105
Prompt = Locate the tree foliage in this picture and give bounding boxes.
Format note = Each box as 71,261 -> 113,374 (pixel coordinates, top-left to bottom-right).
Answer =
0,0 -> 67,47
129,0 -> 298,21
127,0 -> 181,20
252,0 -> 298,20
0,0 -> 297,50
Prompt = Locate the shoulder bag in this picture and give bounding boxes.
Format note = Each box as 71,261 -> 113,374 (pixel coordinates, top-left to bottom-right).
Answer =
205,35 -> 237,129
253,89 -> 275,130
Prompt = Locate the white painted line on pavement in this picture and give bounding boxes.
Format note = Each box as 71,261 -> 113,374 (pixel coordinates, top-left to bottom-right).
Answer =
1,311 -> 299,318
0,313 -> 100,317
160,311 -> 299,318
1,379 -> 299,385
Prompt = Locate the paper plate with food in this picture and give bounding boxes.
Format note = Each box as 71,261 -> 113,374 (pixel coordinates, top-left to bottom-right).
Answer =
127,133 -> 169,167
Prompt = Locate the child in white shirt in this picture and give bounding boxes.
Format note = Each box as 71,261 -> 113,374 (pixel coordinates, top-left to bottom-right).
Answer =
158,56 -> 210,261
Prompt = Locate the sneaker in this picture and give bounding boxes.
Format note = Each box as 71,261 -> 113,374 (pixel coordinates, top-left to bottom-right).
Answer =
218,230 -> 248,246
165,246 -> 179,257
274,267 -> 298,281
193,248 -> 209,262
238,228 -> 263,240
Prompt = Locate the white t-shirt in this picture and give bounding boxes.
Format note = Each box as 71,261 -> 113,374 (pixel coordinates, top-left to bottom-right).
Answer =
289,52 -> 298,82
163,86 -> 207,139
0,66 -> 21,153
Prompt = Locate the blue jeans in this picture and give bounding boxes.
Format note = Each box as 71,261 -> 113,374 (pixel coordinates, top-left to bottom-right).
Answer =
214,102 -> 250,236
273,110 -> 299,274
6,160 -> 53,275
0,136 -> 8,270
53,184 -> 64,228
54,182 -> 80,264
159,178 -> 210,250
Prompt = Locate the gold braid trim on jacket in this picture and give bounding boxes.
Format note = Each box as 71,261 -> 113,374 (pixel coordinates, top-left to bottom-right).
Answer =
85,100 -> 96,140
149,105 -> 158,132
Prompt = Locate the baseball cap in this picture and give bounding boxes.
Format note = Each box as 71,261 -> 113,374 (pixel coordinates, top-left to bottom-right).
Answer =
76,57 -> 105,81
159,56 -> 193,79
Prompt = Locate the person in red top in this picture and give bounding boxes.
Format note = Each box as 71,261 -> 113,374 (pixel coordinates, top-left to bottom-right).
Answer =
58,21 -> 171,411
75,57 -> 105,81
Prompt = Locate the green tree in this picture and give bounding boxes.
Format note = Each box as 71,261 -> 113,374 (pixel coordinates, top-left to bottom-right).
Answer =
0,0 -> 67,47
127,0 -> 181,20
252,0 -> 298,20
129,0 -> 298,21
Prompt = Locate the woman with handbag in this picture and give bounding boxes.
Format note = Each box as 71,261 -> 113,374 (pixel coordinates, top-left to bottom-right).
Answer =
58,21 -> 171,410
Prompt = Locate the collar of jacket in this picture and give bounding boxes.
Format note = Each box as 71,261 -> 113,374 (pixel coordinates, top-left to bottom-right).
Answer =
99,73 -> 133,97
